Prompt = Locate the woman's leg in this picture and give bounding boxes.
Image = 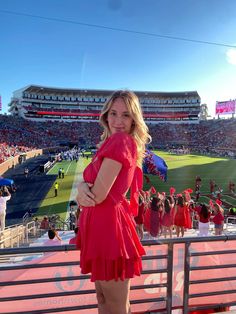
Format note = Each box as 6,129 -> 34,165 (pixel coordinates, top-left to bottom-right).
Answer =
97,279 -> 131,314
95,281 -> 111,314
220,224 -> 224,235
176,226 -> 180,237
163,226 -> 167,238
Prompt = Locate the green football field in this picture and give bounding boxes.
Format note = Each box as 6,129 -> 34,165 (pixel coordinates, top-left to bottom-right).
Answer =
36,152 -> 236,221
147,151 -> 236,194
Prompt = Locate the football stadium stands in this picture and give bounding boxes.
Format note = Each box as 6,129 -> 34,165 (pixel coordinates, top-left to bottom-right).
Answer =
1,114 -> 236,166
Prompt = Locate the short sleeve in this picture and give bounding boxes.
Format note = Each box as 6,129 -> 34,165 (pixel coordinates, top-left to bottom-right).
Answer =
99,133 -> 137,168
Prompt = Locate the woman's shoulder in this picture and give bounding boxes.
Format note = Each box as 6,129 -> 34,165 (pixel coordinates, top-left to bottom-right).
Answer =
98,132 -> 137,167
103,132 -> 137,153
108,132 -> 135,144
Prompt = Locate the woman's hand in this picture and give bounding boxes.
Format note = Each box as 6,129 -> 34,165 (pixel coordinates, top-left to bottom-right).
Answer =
76,181 -> 96,207
136,224 -> 144,240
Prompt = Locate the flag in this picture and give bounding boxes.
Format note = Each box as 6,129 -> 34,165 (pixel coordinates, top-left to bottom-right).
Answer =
142,150 -> 168,182
0,95 -> 2,111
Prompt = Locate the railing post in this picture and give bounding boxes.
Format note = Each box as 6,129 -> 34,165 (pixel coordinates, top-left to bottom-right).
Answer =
21,225 -> 26,244
166,242 -> 174,314
17,226 -> 20,247
33,221 -> 36,237
10,229 -> 13,248
183,241 -> 191,314
25,224 -> 29,243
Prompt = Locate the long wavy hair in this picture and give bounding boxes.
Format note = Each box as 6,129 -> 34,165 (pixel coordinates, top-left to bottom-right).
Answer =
176,195 -> 184,207
164,198 -> 171,214
99,90 -> 152,167
200,204 -> 210,219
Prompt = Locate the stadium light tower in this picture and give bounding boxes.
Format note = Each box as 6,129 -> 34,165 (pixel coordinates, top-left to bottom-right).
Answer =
199,103 -> 208,120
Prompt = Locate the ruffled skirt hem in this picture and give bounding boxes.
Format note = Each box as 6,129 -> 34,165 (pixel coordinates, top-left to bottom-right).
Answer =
80,256 -> 143,282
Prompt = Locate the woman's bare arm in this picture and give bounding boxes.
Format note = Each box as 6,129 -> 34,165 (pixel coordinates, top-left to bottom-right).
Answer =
91,158 -> 122,204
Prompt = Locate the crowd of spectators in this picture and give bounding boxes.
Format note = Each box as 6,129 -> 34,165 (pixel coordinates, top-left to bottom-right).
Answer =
148,118 -> 236,157
0,114 -> 235,164
0,115 -> 102,163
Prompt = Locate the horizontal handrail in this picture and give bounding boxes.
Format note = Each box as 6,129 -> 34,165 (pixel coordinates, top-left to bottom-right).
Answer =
1,235 -> 236,313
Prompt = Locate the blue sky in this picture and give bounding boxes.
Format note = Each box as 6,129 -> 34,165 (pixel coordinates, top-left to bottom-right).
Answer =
0,0 -> 236,117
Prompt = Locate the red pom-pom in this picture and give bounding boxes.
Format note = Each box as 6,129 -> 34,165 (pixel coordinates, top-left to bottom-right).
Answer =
170,187 -> 176,195
186,188 -> 193,194
150,186 -> 156,194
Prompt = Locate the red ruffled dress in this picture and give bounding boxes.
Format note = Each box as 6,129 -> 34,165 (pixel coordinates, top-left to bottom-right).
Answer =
162,207 -> 174,227
174,205 -> 187,227
184,204 -> 192,229
78,132 -> 145,282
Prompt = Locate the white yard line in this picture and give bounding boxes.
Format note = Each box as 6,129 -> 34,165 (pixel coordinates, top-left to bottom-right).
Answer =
46,163 -> 57,174
47,161 -> 71,175
65,159 -> 86,221
65,161 -> 73,175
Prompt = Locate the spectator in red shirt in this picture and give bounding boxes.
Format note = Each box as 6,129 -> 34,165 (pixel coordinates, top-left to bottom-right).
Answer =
40,216 -> 50,229
212,203 -> 224,235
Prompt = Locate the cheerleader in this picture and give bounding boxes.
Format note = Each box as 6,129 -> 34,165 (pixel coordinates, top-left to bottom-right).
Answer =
162,197 -> 174,238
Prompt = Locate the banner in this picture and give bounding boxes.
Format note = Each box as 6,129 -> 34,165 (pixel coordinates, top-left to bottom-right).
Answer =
215,99 -> 235,115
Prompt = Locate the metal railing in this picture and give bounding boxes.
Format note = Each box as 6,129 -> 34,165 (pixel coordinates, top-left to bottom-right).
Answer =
0,221 -> 39,248
0,224 -> 26,248
1,235 -> 236,313
226,216 -> 236,230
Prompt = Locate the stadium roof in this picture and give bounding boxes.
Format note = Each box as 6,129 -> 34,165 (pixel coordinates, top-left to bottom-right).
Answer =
21,85 -> 200,98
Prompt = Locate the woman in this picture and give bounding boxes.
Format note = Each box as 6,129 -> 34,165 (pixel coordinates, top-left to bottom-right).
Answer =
212,202 -> 224,235
149,196 -> 163,238
76,90 -> 151,314
134,191 -> 146,240
162,197 -> 174,238
195,203 -> 211,236
174,195 -> 187,237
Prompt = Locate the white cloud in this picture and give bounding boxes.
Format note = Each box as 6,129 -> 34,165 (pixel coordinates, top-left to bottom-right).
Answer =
226,48 -> 236,65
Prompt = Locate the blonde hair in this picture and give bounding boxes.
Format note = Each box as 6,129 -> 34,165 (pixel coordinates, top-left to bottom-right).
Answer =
99,90 -> 151,167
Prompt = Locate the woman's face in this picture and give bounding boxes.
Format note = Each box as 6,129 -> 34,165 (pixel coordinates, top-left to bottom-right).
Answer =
107,97 -> 134,135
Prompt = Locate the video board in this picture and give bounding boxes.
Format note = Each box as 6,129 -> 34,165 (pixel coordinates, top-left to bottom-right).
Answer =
216,99 -> 235,115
